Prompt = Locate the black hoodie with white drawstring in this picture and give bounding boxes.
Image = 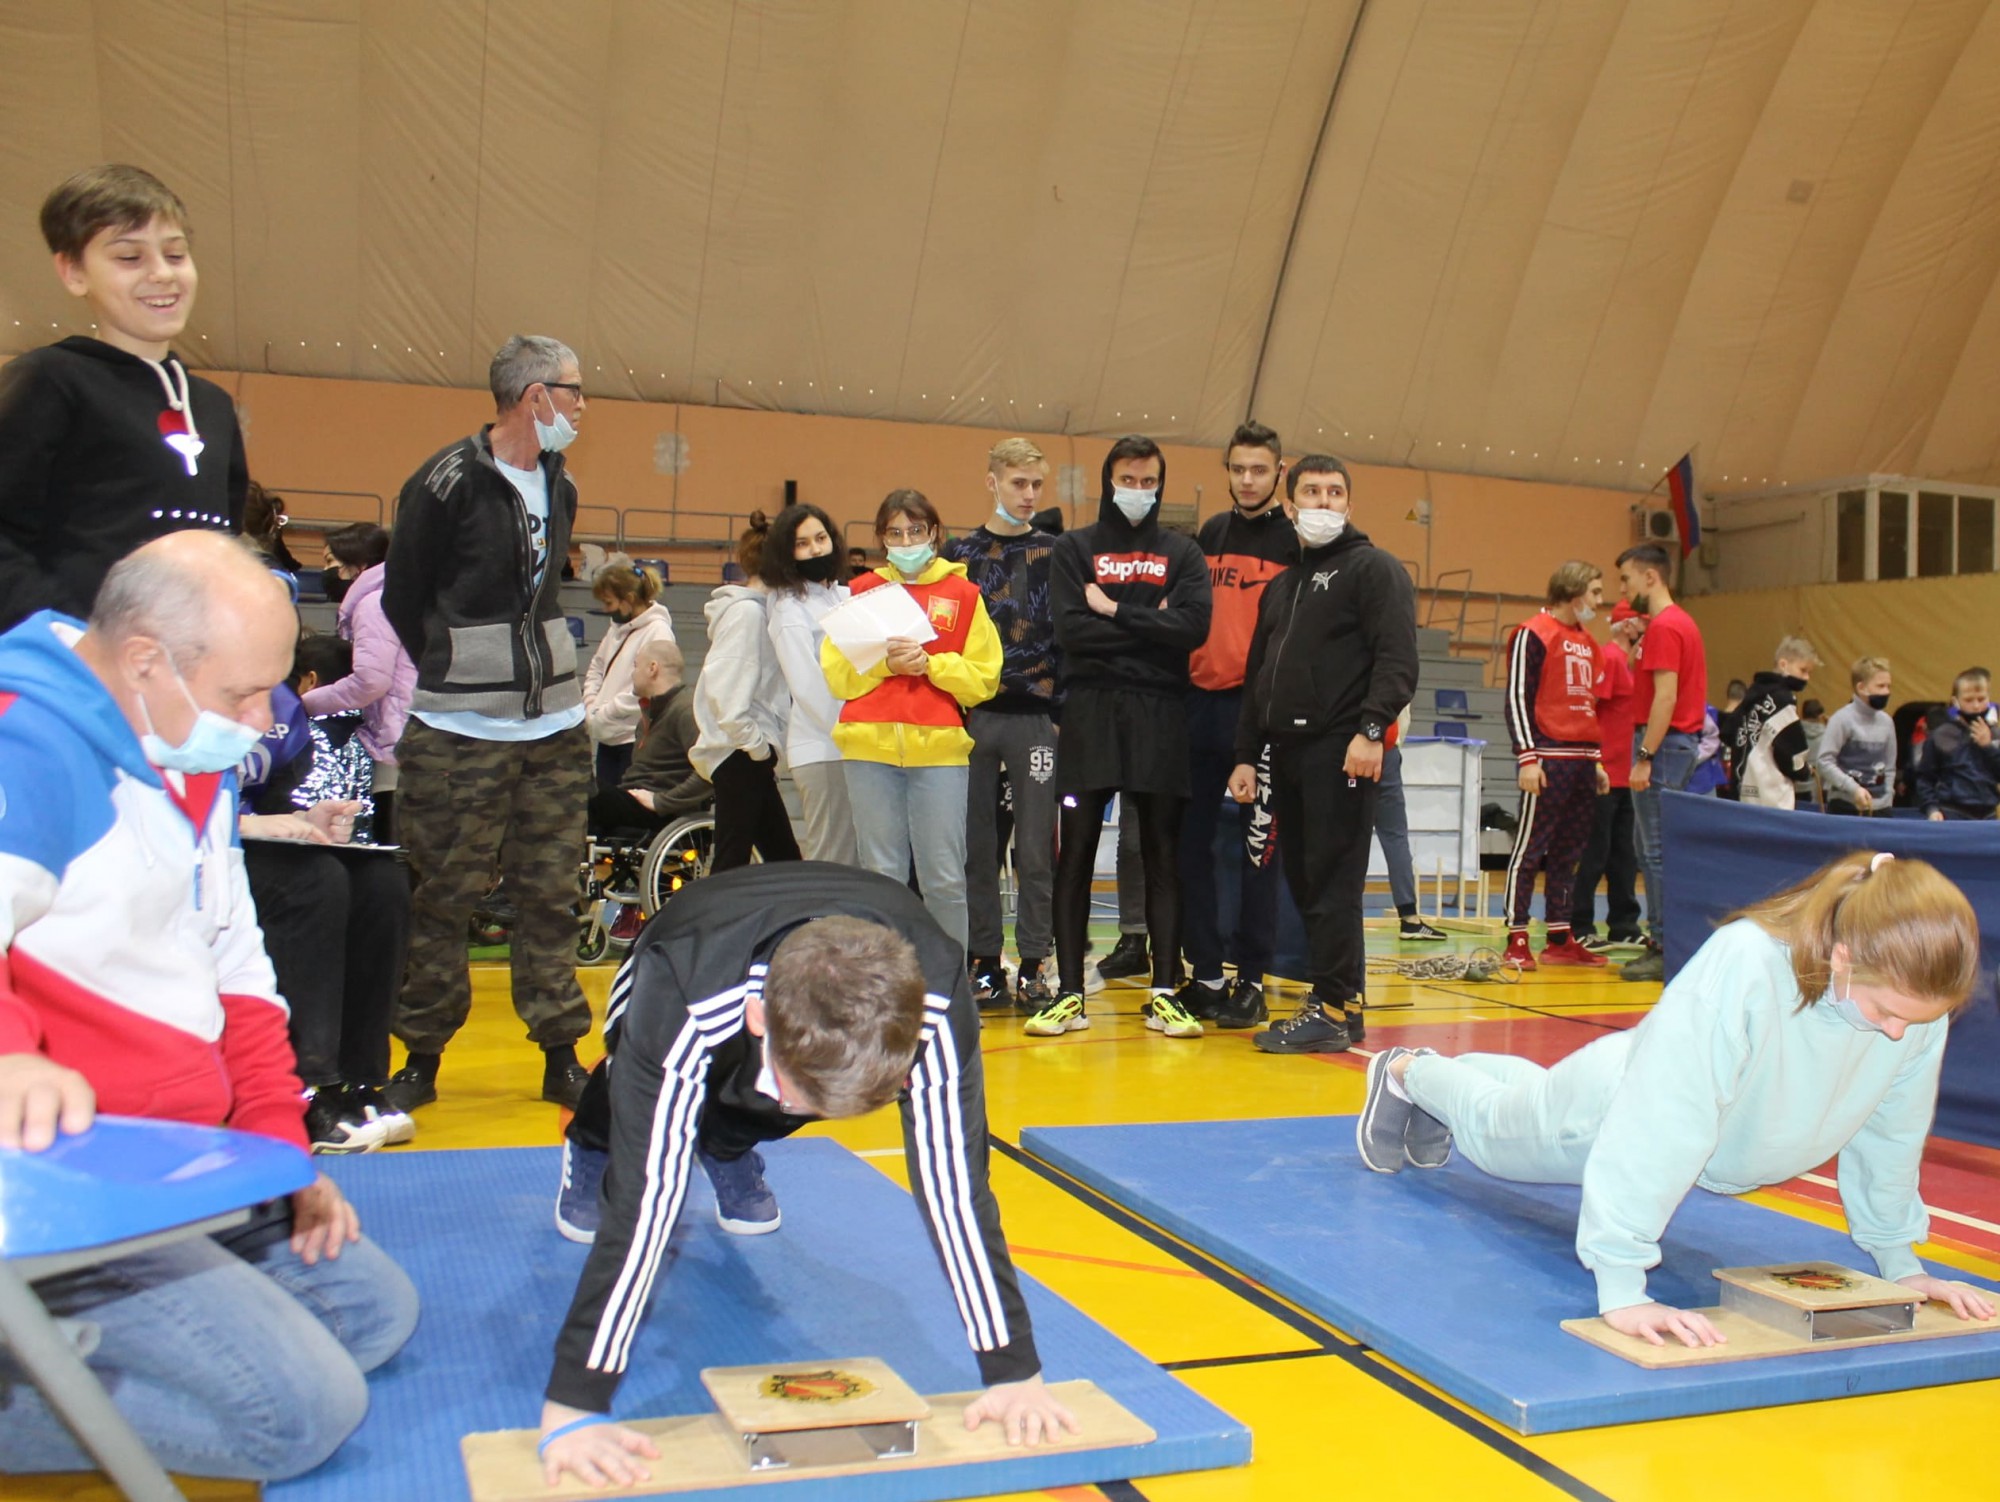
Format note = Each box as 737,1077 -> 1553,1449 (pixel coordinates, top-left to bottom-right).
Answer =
0,336 -> 247,629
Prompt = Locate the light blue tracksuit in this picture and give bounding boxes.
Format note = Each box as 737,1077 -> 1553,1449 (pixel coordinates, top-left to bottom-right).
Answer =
1404,920 -> 1944,1312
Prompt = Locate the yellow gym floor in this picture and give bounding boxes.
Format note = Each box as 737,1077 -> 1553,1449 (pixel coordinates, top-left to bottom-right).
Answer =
21,922 -> 2000,1502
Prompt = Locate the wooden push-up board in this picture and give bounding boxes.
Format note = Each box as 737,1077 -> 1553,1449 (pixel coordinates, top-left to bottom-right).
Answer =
1565,1262 -> 2000,1369
460,1378 -> 1156,1500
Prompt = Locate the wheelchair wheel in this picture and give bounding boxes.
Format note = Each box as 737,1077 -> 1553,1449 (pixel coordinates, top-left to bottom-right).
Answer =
639,813 -> 717,917
576,911 -> 611,964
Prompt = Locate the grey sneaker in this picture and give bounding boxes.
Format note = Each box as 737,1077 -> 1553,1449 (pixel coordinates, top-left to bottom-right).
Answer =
1356,1047 -> 1414,1173
1398,1049 -> 1453,1169
1620,948 -> 1664,982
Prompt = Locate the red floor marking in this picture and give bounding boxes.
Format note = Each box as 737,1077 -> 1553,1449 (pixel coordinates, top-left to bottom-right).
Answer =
1356,1012 -> 1638,1066
1767,1144 -> 2000,1258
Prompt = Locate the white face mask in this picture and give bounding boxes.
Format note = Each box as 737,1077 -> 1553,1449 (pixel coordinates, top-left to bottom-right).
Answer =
533,389 -> 578,453
136,652 -> 265,775
1111,486 -> 1156,523
1576,604 -> 1597,624
1294,507 -> 1348,548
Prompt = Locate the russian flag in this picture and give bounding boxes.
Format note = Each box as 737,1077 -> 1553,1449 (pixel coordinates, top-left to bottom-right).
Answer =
1665,452 -> 1699,558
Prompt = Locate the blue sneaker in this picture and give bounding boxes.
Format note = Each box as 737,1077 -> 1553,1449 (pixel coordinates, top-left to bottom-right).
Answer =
556,1138 -> 607,1244
700,1148 -> 782,1235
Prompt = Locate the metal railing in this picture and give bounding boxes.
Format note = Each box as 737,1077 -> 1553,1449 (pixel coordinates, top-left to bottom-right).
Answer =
274,488 -> 386,532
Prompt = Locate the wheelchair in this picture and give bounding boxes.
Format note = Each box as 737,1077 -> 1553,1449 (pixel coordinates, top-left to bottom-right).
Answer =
575,810 -> 717,963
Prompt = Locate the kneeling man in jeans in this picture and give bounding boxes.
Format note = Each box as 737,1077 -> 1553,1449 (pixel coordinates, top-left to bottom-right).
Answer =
0,533 -> 417,1482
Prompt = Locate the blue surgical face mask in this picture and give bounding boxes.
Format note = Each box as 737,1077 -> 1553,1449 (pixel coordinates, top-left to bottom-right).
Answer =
887,542 -> 935,576
1111,486 -> 1156,523
137,652 -> 266,775
533,389 -> 578,453
1825,978 -> 1890,1036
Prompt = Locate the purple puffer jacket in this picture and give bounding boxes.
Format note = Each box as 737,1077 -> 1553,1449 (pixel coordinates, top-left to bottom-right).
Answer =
300,563 -> 417,764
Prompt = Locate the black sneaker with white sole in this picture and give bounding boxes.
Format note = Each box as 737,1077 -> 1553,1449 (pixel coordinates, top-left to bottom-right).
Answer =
1094,933 -> 1151,982
1210,978 -> 1268,1029
1398,918 -> 1448,941
1172,978 -> 1228,1021
970,959 -> 1013,1011
347,1083 -> 416,1146
304,1084 -> 391,1155
381,1057 -> 439,1114
1252,998 -> 1352,1054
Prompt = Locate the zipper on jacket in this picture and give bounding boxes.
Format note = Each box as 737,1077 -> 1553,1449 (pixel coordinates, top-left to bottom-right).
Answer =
511,462 -> 547,717
1267,576 -> 1308,728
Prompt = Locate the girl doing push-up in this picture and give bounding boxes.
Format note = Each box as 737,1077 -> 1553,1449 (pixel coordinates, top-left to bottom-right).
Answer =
1357,852 -> 1997,1347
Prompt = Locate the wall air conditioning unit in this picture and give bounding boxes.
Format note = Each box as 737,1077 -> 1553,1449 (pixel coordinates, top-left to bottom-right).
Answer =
1644,509 -> 1677,542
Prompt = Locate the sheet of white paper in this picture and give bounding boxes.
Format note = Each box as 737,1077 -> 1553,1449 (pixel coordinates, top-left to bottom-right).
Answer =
820,584 -> 937,673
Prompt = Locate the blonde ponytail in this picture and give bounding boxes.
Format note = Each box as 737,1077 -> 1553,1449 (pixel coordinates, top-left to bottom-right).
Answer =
1729,853 -> 1980,1008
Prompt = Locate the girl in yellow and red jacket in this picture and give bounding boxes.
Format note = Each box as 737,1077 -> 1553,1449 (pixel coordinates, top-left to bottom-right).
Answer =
822,489 -> 1000,950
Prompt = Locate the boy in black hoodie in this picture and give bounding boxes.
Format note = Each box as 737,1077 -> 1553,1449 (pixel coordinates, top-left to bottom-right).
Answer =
1026,436 -> 1213,1040
0,165 -> 247,630
1232,456 -> 1418,1054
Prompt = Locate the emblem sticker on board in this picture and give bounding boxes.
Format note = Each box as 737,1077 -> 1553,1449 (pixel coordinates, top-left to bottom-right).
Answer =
758,1369 -> 878,1404
1767,1267 -> 1862,1293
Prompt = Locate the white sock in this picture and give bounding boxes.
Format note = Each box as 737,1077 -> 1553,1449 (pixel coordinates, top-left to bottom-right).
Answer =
1383,1058 -> 1414,1103
1196,976 -> 1223,991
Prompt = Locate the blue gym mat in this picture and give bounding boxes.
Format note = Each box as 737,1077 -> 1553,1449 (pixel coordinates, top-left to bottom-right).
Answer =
268,1140 -> 1248,1501
1020,1116 -> 2000,1435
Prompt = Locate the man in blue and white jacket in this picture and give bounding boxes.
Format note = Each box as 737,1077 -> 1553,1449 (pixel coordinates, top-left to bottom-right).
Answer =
0,532 -> 416,1480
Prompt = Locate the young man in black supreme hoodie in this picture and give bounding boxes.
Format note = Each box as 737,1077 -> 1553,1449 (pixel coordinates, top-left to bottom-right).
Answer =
0,166 -> 248,631
1231,456 -> 1418,1054
1027,436 -> 1212,1040
536,863 -> 1076,1488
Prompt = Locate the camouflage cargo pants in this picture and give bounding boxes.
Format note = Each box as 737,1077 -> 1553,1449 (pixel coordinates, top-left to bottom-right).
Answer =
393,718 -> 592,1054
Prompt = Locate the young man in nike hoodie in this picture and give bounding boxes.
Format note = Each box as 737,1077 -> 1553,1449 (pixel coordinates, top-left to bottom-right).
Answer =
1231,456 -> 1418,1054
1026,436 -> 1212,1041
1178,420 -> 1298,1030
0,165 -> 248,631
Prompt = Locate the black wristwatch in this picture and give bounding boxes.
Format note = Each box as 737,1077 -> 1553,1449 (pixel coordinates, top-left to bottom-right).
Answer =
1362,722 -> 1385,743
1634,746 -> 1655,762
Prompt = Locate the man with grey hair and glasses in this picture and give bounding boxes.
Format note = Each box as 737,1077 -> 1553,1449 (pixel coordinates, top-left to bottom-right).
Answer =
381,334 -> 595,1114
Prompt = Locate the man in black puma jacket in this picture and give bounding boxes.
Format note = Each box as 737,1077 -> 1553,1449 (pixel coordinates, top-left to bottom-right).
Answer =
535,862 -> 1077,1488
1231,456 -> 1418,1056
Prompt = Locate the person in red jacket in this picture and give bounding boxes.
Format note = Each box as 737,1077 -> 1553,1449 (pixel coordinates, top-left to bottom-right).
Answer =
1501,562 -> 1610,970
1567,600 -> 1647,950
0,532 -> 416,1482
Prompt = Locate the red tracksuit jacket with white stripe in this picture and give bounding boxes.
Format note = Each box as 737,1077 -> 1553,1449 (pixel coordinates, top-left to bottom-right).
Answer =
1504,611 -> 1602,764
546,862 -> 1037,1413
